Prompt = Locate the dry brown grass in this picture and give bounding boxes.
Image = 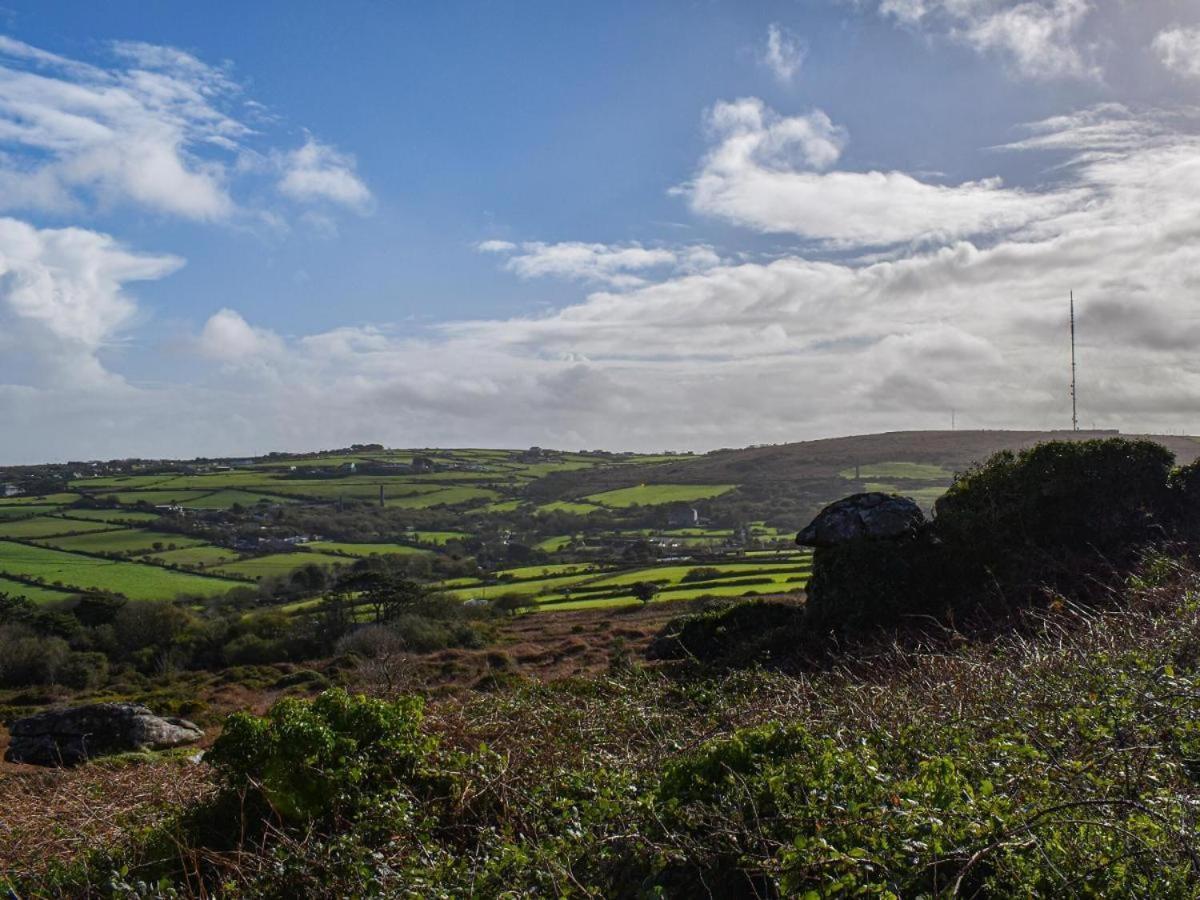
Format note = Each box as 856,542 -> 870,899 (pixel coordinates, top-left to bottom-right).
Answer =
0,756 -> 215,883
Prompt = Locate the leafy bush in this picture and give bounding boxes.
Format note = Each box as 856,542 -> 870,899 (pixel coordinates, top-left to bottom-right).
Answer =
205,689 -> 436,824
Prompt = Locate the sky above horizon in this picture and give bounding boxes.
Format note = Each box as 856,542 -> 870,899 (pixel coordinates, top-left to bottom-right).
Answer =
3,0 -> 1200,463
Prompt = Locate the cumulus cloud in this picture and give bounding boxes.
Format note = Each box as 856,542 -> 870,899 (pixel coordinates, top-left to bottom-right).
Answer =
0,36 -> 370,221
0,217 -> 182,387
762,24 -> 806,84
277,138 -> 372,211
1154,26 -> 1200,79
197,308 -> 285,363
870,0 -> 1097,80
477,240 -> 721,288
676,98 -> 1068,247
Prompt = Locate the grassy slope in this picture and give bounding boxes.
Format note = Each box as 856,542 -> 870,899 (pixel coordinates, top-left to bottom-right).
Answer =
0,541 -> 244,600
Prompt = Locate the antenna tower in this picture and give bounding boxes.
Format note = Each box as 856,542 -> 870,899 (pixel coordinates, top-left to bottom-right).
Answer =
1069,291 -> 1078,432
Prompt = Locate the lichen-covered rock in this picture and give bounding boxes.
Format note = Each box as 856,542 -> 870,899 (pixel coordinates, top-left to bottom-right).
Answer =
796,492 -> 925,548
4,702 -> 203,767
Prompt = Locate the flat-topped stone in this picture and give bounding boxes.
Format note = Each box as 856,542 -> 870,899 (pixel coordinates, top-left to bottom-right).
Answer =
796,492 -> 925,548
5,702 -> 203,767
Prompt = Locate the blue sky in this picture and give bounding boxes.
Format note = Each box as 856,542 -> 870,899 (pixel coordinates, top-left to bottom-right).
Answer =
2,1 -> 1200,461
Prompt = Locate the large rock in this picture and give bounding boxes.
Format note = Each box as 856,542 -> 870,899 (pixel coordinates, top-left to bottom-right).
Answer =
5,702 -> 203,767
796,492 -> 925,548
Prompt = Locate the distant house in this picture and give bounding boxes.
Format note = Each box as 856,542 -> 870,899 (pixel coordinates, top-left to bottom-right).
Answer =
666,505 -> 700,528
1,483 -> 21,497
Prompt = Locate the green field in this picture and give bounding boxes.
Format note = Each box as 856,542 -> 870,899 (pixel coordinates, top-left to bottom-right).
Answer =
38,529 -> 208,556
407,530 -> 471,545
0,517 -> 120,539
304,541 -> 430,558
535,500 -> 603,516
107,490 -> 215,506
384,486 -> 499,508
839,461 -> 953,480
534,534 -> 575,552
56,509 -> 163,525
0,541 -> 244,600
582,484 -> 736,507
210,552 -> 351,580
0,505 -> 66,520
141,545 -> 242,568
178,490 -> 294,509
446,573 -> 600,601
0,574 -> 77,604
0,492 -> 80,506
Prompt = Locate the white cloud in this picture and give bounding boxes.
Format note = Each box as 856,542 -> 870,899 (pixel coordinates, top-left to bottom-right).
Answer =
1154,26 -> 1200,79
870,0 -> 1097,80
277,138 -> 372,211
476,240 -> 722,289
476,239 -> 517,253
0,216 -> 181,387
197,307 -> 284,363
762,23 -> 806,84
0,36 -> 370,222
677,97 -> 1068,247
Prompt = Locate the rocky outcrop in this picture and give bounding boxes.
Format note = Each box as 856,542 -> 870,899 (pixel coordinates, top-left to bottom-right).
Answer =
796,492 -> 925,548
5,702 -> 203,767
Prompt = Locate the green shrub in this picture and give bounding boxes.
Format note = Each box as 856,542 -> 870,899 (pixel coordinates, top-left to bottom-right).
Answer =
205,688 -> 435,824
56,651 -> 109,690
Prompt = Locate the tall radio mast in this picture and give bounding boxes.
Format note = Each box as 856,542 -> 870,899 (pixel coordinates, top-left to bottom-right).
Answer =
1069,291 -> 1078,432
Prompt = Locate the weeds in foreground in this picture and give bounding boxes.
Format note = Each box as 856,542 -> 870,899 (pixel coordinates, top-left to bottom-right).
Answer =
8,555 -> 1200,896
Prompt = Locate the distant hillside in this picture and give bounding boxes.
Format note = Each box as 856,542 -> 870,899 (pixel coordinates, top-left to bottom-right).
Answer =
536,430 -> 1200,492
526,430 -> 1200,528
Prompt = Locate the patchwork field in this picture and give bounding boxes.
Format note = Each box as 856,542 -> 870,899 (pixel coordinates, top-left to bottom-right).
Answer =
304,541 -> 430,558
37,530 -> 208,556
0,574 -> 76,604
209,551 -> 352,580
0,541 -> 245,600
582,483 -> 735,507
0,517 -> 120,540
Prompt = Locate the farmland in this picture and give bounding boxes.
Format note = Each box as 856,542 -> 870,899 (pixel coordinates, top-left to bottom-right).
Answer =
0,541 -> 244,600
1,430 -> 1167,614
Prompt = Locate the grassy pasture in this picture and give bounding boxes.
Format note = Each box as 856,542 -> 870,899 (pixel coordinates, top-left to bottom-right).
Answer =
446,573 -> 599,601
407,530 -> 470,545
537,579 -> 805,611
57,509 -> 162,525
0,541 -> 244,600
303,541 -> 429,558
265,481 -> 446,501
492,563 -> 599,579
209,552 -> 350,580
0,492 -> 80,506
534,534 -> 575,552
0,505 -> 65,520
479,500 -> 524,514
0,575 -> 76,604
583,483 -> 735,507
69,475 -> 174,490
535,500 -> 602,516
38,529 -> 208,556
140,546 -> 242,568
838,461 -> 953,480
0,517 -> 120,539
179,490 -> 294,509
385,486 -> 499,508
106,490 -> 216,507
